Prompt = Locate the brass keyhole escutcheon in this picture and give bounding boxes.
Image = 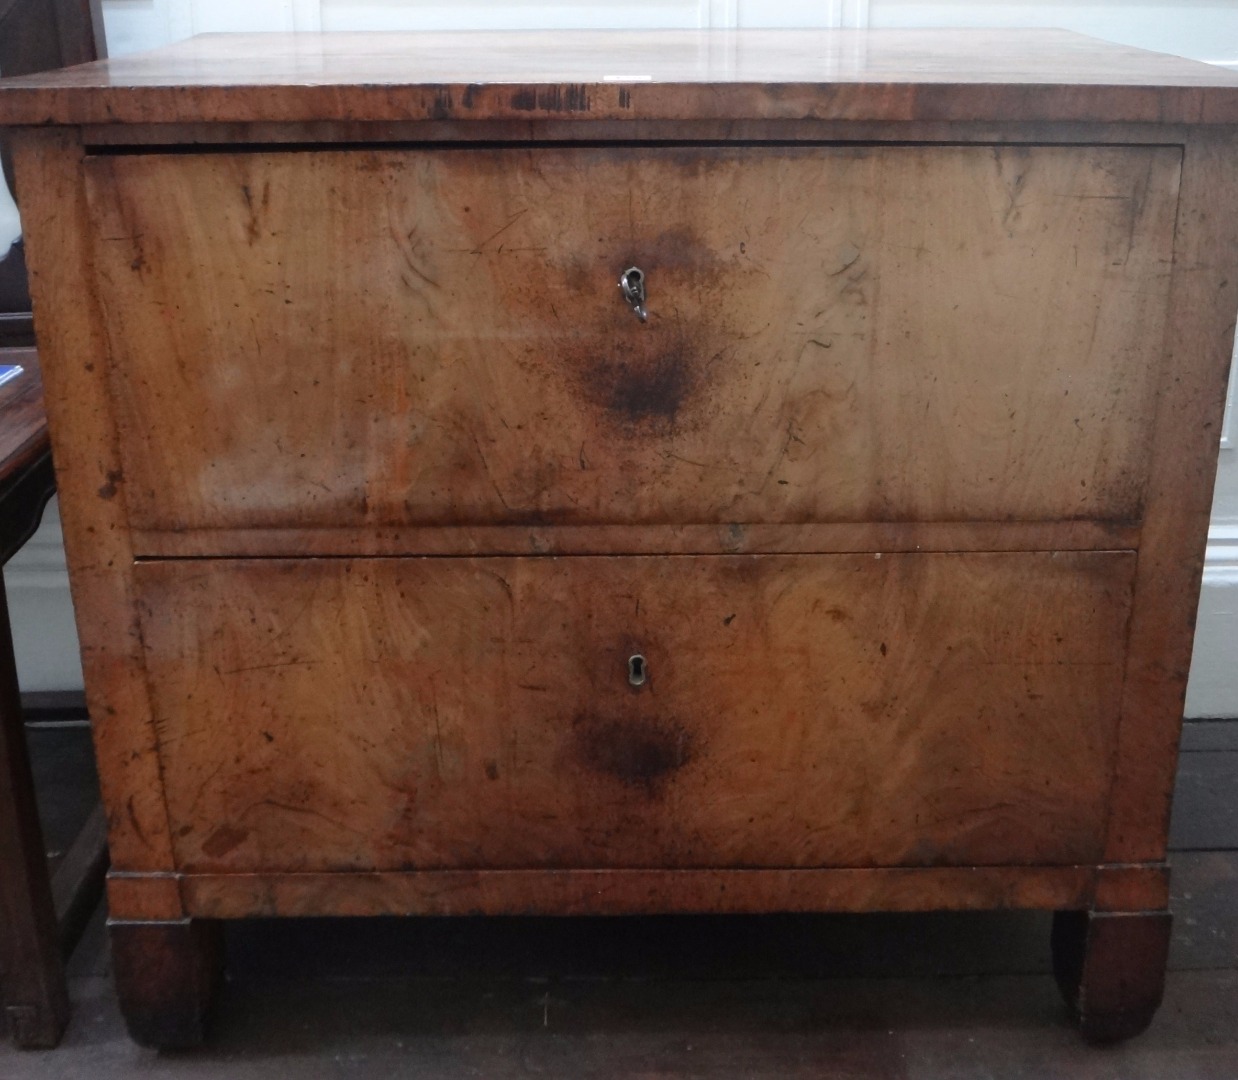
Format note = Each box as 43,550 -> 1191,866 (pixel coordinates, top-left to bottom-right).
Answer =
628,654 -> 648,687
618,266 -> 648,322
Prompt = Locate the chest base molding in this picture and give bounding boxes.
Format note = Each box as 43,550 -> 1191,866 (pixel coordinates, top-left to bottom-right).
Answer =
107,863 -> 1171,922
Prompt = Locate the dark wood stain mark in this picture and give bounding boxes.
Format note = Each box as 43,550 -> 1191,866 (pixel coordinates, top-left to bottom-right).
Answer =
560,86 -> 592,113
644,226 -> 729,274
904,838 -> 950,867
125,795 -> 148,847
510,84 -> 591,113
573,341 -> 703,435
484,760 -> 500,781
97,468 -> 123,500
430,87 -> 453,120
573,713 -> 695,797
509,88 -> 537,111
200,824 -> 250,859
241,184 -> 261,244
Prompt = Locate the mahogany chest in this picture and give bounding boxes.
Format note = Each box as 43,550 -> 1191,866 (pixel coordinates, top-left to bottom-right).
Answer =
2,28 -> 1237,1046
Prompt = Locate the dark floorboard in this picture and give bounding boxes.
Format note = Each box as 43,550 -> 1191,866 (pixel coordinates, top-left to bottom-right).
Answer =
1180,720 -> 1238,753
1170,748 -> 1238,850
1170,851 -> 1238,971
4,962 -> 1237,1078
24,724 -> 98,876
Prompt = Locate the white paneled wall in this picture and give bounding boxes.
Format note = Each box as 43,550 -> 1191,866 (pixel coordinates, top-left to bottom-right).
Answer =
6,501 -> 82,692
99,0 -> 837,44
0,53 -> 23,253
0,173 -> 17,257
96,0 -> 1238,58
4,0 -> 1238,714
870,2 -> 1238,67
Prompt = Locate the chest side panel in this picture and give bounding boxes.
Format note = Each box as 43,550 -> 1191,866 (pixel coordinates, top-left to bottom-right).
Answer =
85,144 -> 1179,537
134,551 -> 1134,874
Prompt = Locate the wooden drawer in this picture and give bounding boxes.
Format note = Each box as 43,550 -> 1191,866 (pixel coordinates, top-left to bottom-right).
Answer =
134,551 -> 1134,874
87,144 -> 1179,541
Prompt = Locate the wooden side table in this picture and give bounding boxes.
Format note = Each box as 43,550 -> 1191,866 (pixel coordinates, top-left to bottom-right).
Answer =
0,347 -> 106,1048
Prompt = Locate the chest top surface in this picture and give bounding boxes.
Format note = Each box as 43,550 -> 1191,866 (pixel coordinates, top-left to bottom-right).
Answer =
2,28 -> 1238,127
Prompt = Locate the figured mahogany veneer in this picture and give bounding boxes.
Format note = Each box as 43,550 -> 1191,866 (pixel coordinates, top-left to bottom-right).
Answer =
3,28 -> 1237,1047
87,144 -> 1177,539
134,552 -> 1133,874
5,29 -> 1238,126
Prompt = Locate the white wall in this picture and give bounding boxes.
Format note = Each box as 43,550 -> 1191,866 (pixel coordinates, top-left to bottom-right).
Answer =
6,501 -> 81,691
0,56 -> 23,254
0,178 -> 17,258
1189,358 -> 1238,717
92,0 -> 1238,60
4,0 -> 1237,715
870,2 -> 1238,65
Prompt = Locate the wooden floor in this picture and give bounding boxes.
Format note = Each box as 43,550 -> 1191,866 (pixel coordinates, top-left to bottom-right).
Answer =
0,716 -> 1234,1076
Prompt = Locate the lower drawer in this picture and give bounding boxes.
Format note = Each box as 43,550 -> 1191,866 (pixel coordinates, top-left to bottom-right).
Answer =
133,552 -> 1134,873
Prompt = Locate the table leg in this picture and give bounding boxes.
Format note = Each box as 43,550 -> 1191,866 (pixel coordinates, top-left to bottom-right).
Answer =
0,575 -> 69,1048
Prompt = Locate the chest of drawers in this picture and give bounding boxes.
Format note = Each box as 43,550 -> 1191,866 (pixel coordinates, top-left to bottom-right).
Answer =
3,28 -> 1237,1048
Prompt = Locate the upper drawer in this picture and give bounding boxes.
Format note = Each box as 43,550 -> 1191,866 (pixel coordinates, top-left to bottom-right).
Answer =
85,144 -> 1179,535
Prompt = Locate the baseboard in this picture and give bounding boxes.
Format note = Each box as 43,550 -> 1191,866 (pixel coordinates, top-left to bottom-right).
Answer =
20,689 -> 89,724
1202,525 -> 1238,584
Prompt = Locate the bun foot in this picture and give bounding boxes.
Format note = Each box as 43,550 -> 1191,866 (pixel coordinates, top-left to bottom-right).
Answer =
1051,909 -> 1171,1044
109,918 -> 222,1049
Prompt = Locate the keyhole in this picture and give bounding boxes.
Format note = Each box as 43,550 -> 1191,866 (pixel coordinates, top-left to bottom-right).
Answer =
628,654 -> 647,687
618,266 -> 648,322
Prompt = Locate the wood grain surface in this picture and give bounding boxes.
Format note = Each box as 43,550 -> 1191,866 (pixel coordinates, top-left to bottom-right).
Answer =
176,865 -> 1099,920
4,30 -> 1238,126
68,118 -> 1211,150
134,552 -> 1134,875
1093,865 -> 1171,913
105,872 -> 183,922
129,521 -> 1142,560
11,129 -> 181,883
1104,131 -> 1238,864
87,144 -> 1178,544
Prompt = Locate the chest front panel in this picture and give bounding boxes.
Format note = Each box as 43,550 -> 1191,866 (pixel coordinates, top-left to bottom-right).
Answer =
85,144 -> 1180,539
